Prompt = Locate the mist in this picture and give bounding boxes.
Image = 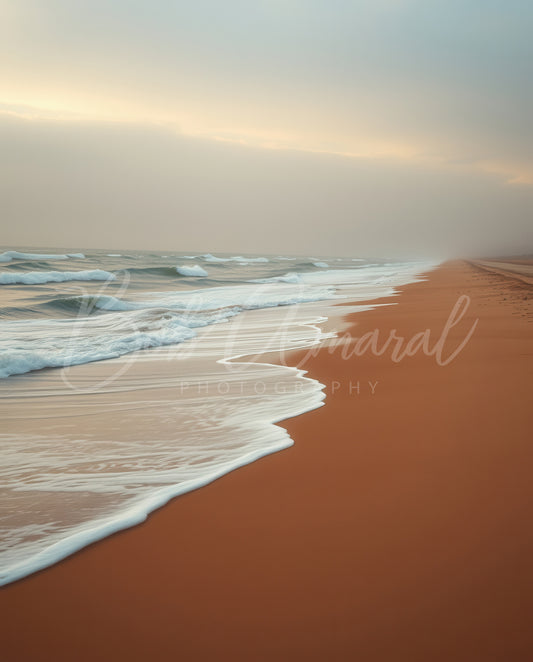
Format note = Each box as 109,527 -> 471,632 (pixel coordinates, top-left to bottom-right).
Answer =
1,114 -> 531,258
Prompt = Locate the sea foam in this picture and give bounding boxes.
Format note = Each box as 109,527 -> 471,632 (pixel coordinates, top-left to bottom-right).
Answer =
0,255 -> 437,585
250,272 -> 302,284
0,270 -> 115,285
0,280 -> 336,377
0,309 -> 199,378
0,251 -> 85,262
176,264 -> 208,277
201,254 -> 269,263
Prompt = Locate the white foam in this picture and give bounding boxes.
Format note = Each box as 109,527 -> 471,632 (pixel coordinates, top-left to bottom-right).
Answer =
236,256 -> 269,263
0,270 -> 115,285
0,258 -> 438,585
201,253 -> 269,264
202,253 -> 228,262
0,251 -> 72,262
313,261 -> 329,268
0,263 -> 434,379
75,294 -> 139,311
0,326 -> 326,586
65,281 -> 335,316
251,265 -> 418,289
250,272 -> 302,284
0,309 -> 198,378
0,279 -> 336,377
176,264 -> 208,277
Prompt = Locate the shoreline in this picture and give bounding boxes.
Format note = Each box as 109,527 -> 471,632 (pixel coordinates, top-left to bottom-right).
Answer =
1,260 -> 532,661
0,260 -> 426,587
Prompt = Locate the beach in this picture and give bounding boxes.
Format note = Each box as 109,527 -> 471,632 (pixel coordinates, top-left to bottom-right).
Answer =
1,259 -> 532,661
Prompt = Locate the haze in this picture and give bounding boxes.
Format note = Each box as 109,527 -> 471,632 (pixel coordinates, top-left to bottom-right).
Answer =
1,0 -> 532,257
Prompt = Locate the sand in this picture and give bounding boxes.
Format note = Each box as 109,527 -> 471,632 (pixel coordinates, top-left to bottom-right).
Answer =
1,260 -> 532,661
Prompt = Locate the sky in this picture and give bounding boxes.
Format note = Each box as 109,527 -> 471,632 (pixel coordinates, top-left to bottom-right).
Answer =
1,0 -> 532,257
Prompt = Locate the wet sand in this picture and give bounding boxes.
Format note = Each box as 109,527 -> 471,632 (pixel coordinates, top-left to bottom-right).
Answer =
1,260 -> 532,661
470,258 -> 533,286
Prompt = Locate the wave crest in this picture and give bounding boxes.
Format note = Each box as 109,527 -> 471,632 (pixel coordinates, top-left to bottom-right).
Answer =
0,270 -> 115,285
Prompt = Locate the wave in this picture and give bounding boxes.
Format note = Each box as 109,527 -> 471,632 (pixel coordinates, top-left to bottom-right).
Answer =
1,261 -> 436,379
0,251 -> 85,262
0,310 -> 328,585
249,267 -> 371,285
0,308 -> 224,378
175,264 -> 208,277
48,279 -> 335,314
231,256 -> 269,264
273,259 -> 339,273
45,295 -> 135,314
0,257 -> 437,584
1,260 -> 68,272
0,270 -> 115,285
84,282 -> 333,311
43,262 -> 429,320
189,254 -> 270,264
245,264 -> 438,297
250,272 -> 302,284
0,281 -> 337,378
124,265 -> 212,279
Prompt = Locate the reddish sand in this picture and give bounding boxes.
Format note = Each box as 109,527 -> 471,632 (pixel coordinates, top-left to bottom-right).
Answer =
1,261 -> 532,661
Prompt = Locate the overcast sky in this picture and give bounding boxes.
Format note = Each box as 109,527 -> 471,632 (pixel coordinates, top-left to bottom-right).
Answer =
1,0 -> 531,257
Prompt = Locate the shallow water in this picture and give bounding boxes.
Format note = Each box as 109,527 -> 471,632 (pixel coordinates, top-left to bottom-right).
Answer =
0,248 -> 434,584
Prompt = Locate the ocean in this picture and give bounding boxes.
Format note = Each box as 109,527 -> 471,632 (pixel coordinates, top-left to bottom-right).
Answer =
0,248 -> 433,584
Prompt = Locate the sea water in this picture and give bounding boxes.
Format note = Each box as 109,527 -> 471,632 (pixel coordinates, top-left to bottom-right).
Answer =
0,248 -> 434,584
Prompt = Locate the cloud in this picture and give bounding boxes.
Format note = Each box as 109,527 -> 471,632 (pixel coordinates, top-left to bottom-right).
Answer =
1,1 -> 531,184
0,2 -> 531,256
1,113 -> 531,257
